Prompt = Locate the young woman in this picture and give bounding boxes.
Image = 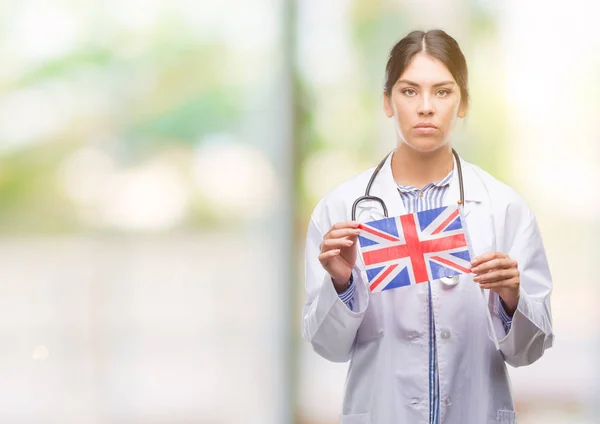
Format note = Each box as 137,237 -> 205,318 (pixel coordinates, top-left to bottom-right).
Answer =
301,29 -> 553,424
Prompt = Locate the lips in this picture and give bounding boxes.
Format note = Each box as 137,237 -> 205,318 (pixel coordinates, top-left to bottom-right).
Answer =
414,123 -> 438,129
413,123 -> 438,135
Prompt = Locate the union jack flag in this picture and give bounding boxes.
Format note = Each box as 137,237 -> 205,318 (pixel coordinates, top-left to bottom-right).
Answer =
357,205 -> 472,293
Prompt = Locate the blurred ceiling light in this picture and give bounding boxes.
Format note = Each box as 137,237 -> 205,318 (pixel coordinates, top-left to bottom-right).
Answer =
297,0 -> 354,85
9,3 -> 79,63
179,0 -> 275,52
31,344 -> 50,361
110,0 -> 163,32
219,2 -> 276,53
194,136 -> 277,220
99,161 -> 190,231
303,150 -> 363,203
503,0 -> 600,219
60,147 -> 116,206
61,148 -> 190,231
0,86 -> 72,151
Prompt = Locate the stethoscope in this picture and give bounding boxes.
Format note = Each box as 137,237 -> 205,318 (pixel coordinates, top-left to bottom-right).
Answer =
352,148 -> 465,287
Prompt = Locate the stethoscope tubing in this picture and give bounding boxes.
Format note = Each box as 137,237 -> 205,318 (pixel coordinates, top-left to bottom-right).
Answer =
351,148 -> 464,221
351,148 -> 465,287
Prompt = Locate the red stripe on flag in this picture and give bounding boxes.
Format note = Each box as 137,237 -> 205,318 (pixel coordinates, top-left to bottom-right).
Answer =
358,223 -> 398,242
369,263 -> 398,292
430,255 -> 472,274
362,244 -> 409,266
431,208 -> 460,235
363,234 -> 467,272
399,214 -> 430,284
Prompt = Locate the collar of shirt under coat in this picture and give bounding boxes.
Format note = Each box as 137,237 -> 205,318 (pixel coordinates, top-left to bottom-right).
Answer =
396,167 -> 454,193
363,150 -> 485,219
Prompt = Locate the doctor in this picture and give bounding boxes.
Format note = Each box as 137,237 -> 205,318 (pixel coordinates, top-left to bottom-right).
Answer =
302,29 -> 554,424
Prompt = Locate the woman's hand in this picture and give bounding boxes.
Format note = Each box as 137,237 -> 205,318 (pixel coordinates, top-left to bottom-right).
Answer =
318,221 -> 362,292
471,252 -> 520,315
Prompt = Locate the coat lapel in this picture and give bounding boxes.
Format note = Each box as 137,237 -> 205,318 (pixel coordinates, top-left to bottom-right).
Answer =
445,155 -> 485,218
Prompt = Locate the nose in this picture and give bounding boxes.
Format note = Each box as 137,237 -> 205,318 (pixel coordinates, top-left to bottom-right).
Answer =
417,93 -> 434,116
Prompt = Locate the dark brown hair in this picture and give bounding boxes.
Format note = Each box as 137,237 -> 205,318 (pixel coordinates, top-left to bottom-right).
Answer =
384,30 -> 469,109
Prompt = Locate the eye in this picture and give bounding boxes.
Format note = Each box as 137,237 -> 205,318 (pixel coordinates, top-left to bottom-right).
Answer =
436,89 -> 451,97
402,88 -> 417,97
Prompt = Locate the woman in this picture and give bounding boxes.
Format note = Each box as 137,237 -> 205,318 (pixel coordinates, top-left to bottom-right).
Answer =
301,29 -> 553,424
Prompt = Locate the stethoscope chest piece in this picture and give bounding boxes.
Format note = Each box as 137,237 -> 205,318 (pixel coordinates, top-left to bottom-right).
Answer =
440,275 -> 460,286
354,148 -> 467,290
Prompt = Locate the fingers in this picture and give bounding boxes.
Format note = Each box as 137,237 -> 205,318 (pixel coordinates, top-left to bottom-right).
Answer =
471,256 -> 517,274
318,248 -> 341,264
320,238 -> 355,252
325,228 -> 362,241
471,251 -> 508,268
323,221 -> 360,238
321,222 -> 362,253
478,276 -> 520,290
473,268 -> 519,283
471,252 -> 519,290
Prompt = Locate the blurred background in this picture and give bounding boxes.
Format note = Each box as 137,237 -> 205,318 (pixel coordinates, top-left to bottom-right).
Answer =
0,0 -> 598,423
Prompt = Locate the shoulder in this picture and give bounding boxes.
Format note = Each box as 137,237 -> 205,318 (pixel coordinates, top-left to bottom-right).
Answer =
463,160 -> 535,225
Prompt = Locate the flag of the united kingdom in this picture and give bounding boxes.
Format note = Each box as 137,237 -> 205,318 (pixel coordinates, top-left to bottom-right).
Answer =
357,205 -> 472,293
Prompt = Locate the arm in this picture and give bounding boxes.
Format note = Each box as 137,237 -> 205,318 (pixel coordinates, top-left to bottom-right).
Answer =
497,217 -> 553,367
301,217 -> 370,363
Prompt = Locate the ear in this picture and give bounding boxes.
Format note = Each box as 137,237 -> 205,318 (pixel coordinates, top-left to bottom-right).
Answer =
383,92 -> 394,118
457,99 -> 468,118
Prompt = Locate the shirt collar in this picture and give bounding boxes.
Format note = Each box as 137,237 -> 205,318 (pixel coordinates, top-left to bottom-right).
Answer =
396,168 -> 454,192
368,151 -> 485,222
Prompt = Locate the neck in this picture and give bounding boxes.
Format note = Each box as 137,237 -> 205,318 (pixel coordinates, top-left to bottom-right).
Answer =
391,144 -> 454,189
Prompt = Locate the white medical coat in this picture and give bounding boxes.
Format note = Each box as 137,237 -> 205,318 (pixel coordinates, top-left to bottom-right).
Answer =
302,154 -> 554,424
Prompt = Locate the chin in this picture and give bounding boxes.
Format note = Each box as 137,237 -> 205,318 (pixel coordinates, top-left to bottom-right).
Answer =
402,137 -> 448,153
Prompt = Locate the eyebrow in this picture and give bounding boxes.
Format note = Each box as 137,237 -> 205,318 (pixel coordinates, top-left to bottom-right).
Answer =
397,79 -> 455,88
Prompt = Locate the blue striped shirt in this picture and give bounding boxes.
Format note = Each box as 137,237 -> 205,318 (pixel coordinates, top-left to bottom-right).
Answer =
339,169 -> 513,423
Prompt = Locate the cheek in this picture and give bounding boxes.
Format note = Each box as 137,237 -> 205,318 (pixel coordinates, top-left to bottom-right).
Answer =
393,100 -> 413,123
438,101 -> 461,125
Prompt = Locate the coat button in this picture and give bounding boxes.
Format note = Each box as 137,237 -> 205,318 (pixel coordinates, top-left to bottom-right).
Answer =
408,331 -> 421,340
440,329 -> 451,340
443,397 -> 452,406
410,398 -> 420,406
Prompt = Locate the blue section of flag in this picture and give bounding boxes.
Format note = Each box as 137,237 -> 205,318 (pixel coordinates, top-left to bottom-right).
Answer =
429,260 -> 456,280
368,216 -> 399,238
417,206 -> 446,232
366,266 -> 385,281
383,266 -> 411,290
445,216 -> 462,231
450,250 -> 471,261
359,204 -> 472,292
358,235 -> 378,247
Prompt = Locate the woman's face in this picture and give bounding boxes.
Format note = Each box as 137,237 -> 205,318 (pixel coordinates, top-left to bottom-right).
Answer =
384,52 -> 467,153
